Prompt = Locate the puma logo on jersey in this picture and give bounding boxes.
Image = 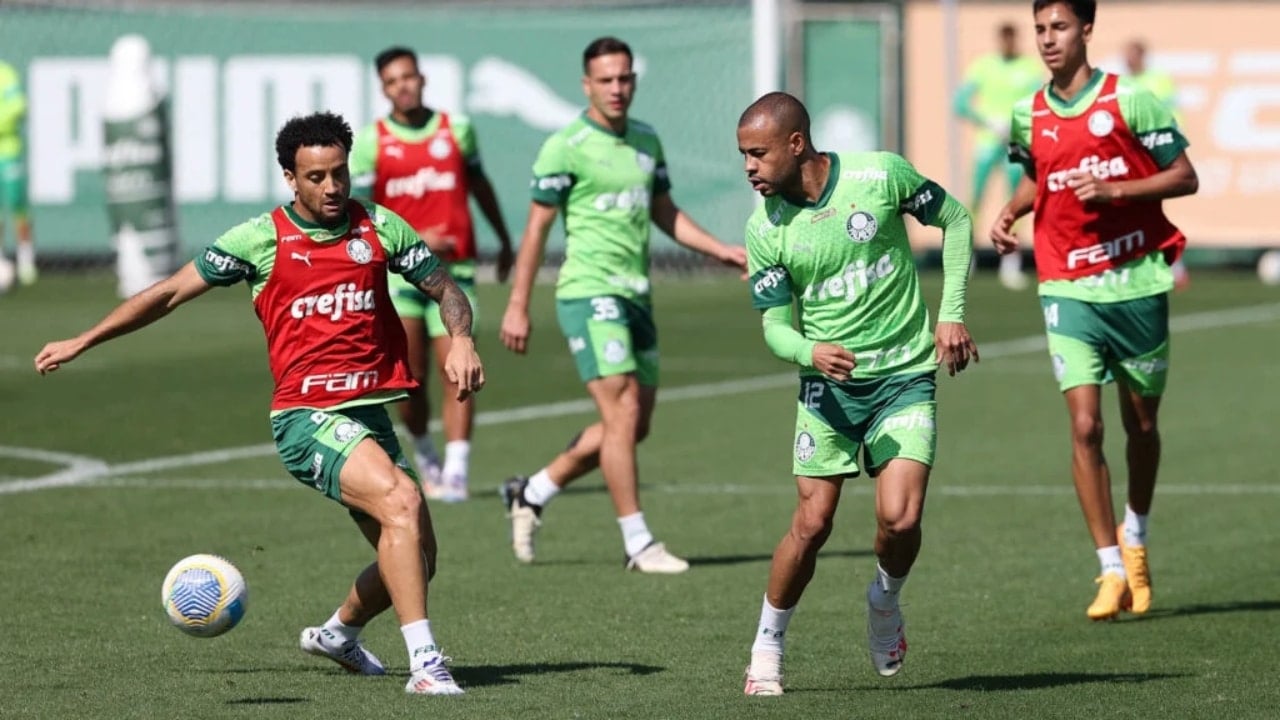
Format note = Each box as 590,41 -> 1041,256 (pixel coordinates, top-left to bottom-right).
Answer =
1041,126 -> 1060,143
291,251 -> 312,267
384,145 -> 404,159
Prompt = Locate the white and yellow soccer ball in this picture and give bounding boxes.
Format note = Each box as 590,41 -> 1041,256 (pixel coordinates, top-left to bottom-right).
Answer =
161,554 -> 248,638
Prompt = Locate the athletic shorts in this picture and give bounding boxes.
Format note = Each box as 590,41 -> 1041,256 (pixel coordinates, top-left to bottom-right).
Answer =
792,371 -> 937,477
556,294 -> 659,386
271,404 -> 419,518
1040,293 -> 1170,396
0,157 -> 28,216
389,262 -> 477,339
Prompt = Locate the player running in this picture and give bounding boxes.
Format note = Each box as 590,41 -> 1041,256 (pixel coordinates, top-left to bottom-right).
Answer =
991,0 -> 1199,621
498,36 -> 747,572
352,46 -> 515,502
953,23 -> 1043,290
737,92 -> 978,695
0,59 -> 35,287
36,112 -> 482,696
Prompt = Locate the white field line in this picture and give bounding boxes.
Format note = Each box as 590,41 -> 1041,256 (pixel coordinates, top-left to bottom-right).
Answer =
82,476 -> 1280,496
3,301 -> 1279,497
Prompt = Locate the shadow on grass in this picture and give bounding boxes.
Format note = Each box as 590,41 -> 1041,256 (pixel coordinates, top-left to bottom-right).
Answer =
902,672 -> 1188,692
452,661 -> 664,688
226,697 -> 309,705
1134,600 -> 1280,620
691,548 -> 873,567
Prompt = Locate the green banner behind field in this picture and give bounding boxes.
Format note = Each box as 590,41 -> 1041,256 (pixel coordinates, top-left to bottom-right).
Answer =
1,3 -> 754,257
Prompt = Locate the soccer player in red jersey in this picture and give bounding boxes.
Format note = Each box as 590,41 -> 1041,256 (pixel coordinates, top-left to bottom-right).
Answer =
990,0 -> 1199,620
35,112 -> 481,696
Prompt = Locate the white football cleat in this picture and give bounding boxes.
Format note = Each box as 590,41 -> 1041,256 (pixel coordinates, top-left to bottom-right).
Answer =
625,542 -> 690,574
501,476 -> 541,563
417,453 -> 449,500
299,626 -> 385,676
743,650 -> 784,696
866,582 -> 907,677
436,472 -> 469,504
405,653 -> 464,696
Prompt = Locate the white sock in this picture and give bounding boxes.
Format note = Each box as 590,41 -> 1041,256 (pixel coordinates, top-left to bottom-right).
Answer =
320,610 -> 361,646
869,564 -> 907,610
618,512 -> 655,557
401,619 -> 438,670
999,251 -> 1023,274
523,469 -> 560,507
443,440 -> 470,482
750,595 -> 795,655
412,434 -> 439,465
1097,545 -> 1126,578
16,242 -> 34,271
1123,505 -> 1147,547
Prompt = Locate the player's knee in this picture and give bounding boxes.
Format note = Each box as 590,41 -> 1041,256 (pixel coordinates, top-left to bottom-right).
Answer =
376,478 -> 422,532
791,506 -> 836,547
1070,412 -> 1104,447
877,507 -> 922,539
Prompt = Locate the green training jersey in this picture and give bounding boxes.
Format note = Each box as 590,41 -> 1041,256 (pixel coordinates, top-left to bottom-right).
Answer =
957,53 -> 1043,145
194,199 -> 438,296
530,113 -> 672,303
1011,71 -> 1189,303
747,152 -> 949,380
1129,69 -> 1182,126
0,62 -> 26,159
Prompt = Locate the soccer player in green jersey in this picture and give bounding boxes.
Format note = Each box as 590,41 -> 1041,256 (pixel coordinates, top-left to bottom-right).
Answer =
991,0 -> 1199,621
954,23 -> 1044,290
35,112 -> 484,696
498,37 -> 747,573
352,46 -> 515,503
737,92 -> 978,694
1123,38 -> 1190,291
0,59 -> 36,288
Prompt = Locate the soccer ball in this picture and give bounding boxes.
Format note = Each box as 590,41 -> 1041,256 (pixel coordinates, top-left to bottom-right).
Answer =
161,554 -> 248,638
1257,250 -> 1280,286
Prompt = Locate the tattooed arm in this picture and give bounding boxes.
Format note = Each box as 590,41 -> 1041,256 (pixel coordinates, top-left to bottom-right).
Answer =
416,265 -> 475,338
416,266 -> 485,397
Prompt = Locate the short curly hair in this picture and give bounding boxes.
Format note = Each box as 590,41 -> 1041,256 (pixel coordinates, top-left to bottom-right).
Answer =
274,111 -> 353,173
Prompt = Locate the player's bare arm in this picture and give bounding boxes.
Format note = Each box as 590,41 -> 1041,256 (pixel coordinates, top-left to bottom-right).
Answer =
650,192 -> 747,272
992,173 -> 1037,253
500,200 -> 559,354
35,262 -> 213,375
1066,151 -> 1198,204
466,167 -> 515,282
417,265 -> 485,399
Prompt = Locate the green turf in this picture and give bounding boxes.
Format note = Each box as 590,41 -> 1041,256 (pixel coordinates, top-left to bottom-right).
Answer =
2,270 -> 1278,719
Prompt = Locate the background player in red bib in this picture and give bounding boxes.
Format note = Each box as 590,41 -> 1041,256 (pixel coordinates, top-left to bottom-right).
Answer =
35,112 -> 483,696
353,46 -> 515,503
990,0 -> 1199,621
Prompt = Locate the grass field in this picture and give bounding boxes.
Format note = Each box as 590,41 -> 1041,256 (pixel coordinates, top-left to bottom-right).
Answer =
2,270 -> 1279,719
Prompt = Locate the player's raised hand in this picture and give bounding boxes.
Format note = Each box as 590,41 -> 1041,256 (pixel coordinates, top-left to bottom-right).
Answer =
989,205 -> 1021,255
34,337 -> 88,375
934,321 -> 979,377
811,343 -> 856,383
499,304 -> 531,354
1066,170 -> 1119,204
443,336 -> 485,400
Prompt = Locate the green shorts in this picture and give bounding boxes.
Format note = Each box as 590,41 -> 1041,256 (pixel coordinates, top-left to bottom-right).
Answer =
390,262 -> 477,339
792,371 -> 937,477
0,157 -> 28,216
271,403 -> 418,512
556,295 -> 659,386
1040,294 -> 1170,396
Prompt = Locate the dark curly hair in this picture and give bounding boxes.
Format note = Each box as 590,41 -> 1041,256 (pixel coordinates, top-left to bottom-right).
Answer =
274,111 -> 353,172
